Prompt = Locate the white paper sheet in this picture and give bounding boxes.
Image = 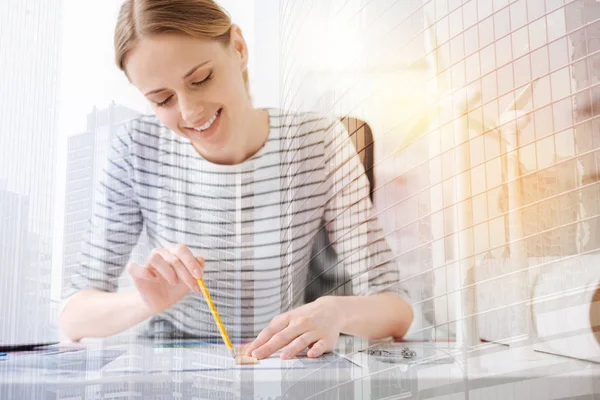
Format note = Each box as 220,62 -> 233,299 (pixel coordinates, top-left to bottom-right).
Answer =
101,345 -> 356,373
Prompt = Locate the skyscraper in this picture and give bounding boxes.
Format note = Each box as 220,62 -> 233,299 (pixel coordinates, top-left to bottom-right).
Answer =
0,0 -> 62,237
0,184 -> 30,340
0,0 -> 63,342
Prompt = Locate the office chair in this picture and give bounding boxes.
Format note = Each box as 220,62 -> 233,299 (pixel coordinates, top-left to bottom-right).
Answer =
304,117 -> 375,303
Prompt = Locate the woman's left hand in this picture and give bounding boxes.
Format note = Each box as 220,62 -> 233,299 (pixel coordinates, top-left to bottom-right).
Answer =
243,296 -> 343,360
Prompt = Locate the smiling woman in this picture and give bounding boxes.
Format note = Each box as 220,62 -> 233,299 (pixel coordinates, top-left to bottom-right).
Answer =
59,0 -> 413,361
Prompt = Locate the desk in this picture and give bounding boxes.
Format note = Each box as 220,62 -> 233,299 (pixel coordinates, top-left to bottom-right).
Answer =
0,336 -> 598,399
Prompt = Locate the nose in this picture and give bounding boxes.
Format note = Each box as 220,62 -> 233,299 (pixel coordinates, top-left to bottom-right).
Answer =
179,96 -> 205,126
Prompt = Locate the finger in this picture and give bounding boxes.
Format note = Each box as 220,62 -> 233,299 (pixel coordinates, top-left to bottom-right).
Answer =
245,314 -> 290,357
280,331 -> 319,360
307,339 -> 329,358
127,262 -> 154,281
154,248 -> 200,294
169,244 -> 205,279
147,250 -> 178,285
244,315 -> 289,356
251,323 -> 305,360
147,268 -> 158,279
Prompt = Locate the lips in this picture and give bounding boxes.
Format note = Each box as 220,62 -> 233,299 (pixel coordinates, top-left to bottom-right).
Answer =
183,108 -> 222,140
191,109 -> 219,131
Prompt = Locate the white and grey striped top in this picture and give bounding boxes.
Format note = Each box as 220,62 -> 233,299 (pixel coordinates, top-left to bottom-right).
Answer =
65,108 -> 407,340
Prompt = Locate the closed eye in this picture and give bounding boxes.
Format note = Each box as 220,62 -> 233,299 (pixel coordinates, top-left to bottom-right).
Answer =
156,95 -> 173,107
192,71 -> 213,87
154,71 -> 213,108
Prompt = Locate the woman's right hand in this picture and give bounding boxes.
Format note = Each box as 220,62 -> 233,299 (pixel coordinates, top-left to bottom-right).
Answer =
126,244 -> 205,315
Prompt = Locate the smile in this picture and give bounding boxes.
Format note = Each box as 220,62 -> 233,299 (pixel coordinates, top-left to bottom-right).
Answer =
192,109 -> 220,131
183,108 -> 223,140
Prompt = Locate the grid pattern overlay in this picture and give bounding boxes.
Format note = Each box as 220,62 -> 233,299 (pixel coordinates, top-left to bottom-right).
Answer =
279,0 -> 600,346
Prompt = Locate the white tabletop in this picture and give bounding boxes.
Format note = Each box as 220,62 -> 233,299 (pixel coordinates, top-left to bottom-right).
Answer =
0,335 -> 597,399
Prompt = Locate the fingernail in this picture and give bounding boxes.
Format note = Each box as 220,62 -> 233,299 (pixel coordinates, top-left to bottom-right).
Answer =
192,268 -> 203,279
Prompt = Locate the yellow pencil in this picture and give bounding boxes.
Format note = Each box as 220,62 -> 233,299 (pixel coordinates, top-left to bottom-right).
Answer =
196,278 -> 235,358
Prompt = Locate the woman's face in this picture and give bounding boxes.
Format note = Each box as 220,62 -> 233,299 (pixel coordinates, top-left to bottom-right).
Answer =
124,27 -> 251,161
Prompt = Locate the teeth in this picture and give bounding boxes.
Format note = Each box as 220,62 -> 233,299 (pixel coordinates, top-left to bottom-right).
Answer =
193,110 -> 219,132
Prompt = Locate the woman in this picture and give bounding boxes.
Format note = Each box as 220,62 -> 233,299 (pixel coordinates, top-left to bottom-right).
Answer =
59,0 -> 413,361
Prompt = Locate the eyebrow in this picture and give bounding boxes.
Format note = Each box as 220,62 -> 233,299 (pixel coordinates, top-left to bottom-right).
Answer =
143,61 -> 211,96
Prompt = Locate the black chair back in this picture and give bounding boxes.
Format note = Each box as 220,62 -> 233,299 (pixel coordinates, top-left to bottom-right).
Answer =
304,117 -> 375,303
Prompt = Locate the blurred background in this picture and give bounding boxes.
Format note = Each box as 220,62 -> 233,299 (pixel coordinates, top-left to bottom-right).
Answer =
1,0 -> 599,365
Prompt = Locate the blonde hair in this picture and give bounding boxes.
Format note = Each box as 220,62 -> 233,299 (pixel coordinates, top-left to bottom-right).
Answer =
114,0 -> 249,92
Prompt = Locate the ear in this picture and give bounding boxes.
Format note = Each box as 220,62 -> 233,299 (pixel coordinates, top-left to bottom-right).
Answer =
229,24 -> 249,72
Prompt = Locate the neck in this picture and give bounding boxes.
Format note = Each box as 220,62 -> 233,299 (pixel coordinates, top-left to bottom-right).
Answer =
242,107 -> 270,160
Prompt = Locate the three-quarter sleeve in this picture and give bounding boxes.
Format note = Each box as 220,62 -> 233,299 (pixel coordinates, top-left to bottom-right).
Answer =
323,120 -> 409,300
63,123 -> 143,299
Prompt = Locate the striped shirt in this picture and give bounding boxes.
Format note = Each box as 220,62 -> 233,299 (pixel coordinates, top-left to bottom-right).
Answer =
65,108 -> 407,340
